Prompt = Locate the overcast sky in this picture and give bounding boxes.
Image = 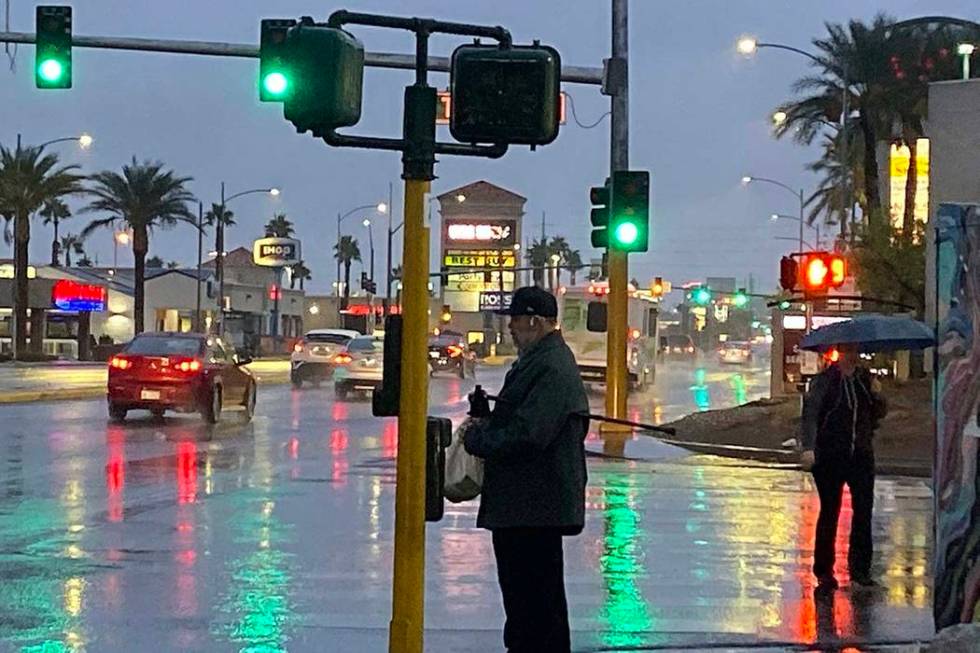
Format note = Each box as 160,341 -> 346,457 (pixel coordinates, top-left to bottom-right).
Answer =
2,0 -> 976,295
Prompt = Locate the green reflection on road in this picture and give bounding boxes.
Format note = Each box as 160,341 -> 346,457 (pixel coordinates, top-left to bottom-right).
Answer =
213,493 -> 298,653
599,473 -> 655,647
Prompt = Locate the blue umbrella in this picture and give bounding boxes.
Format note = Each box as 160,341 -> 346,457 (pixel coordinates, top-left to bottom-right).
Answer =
800,313 -> 935,353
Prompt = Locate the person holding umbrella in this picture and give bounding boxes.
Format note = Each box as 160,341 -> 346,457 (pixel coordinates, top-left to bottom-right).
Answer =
801,343 -> 887,590
798,314 -> 934,590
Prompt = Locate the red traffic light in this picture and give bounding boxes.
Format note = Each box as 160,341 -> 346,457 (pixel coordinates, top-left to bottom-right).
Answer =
802,253 -> 847,292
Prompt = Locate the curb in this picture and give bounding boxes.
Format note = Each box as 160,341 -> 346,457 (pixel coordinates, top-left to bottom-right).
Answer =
0,375 -> 292,405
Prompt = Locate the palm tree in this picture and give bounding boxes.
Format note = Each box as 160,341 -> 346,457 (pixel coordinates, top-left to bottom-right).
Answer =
204,203 -> 235,302
76,254 -> 93,267
59,233 -> 85,267
264,212 -> 294,238
565,248 -> 584,285
166,260 -> 181,270
526,238 -> 550,288
289,260 -> 312,290
333,235 -> 361,309
82,158 -> 196,335
146,255 -> 165,268
0,144 -> 84,355
40,197 -> 71,266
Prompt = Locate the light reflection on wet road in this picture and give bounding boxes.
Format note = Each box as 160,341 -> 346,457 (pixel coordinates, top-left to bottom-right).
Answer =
0,360 -> 932,652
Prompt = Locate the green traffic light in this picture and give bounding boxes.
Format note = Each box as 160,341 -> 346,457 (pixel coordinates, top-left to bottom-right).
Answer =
38,58 -> 64,83
694,288 -> 711,305
613,221 -> 639,246
734,292 -> 749,308
779,300 -> 791,310
263,72 -> 289,97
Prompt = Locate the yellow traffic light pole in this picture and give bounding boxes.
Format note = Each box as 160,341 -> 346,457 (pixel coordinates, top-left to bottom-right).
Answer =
388,179 -> 430,653
604,250 -> 629,422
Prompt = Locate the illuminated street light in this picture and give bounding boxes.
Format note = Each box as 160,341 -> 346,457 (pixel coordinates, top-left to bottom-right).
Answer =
269,188 -> 281,197
736,36 -> 759,56
741,176 -> 753,185
78,133 -> 93,149
771,111 -> 787,126
363,218 -> 371,227
115,231 -> 131,245
377,202 -> 388,214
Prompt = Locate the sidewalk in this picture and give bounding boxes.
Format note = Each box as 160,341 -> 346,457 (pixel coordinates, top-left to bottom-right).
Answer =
0,359 -> 292,403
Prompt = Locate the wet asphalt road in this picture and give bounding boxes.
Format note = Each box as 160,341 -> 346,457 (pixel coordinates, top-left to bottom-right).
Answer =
0,360 -> 933,652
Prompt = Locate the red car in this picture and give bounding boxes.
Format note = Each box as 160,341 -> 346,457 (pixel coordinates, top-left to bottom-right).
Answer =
107,332 -> 256,423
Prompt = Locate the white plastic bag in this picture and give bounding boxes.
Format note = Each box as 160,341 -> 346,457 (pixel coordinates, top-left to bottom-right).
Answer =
444,417 -> 485,503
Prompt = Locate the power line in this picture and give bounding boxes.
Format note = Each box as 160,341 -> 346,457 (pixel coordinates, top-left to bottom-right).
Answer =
565,92 -> 610,129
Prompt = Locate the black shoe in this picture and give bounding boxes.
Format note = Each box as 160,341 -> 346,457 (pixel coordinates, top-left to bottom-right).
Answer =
851,573 -> 877,588
816,574 -> 839,590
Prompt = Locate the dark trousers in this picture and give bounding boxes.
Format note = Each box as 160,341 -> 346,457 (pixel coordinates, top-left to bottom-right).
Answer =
812,456 -> 875,578
492,528 -> 570,653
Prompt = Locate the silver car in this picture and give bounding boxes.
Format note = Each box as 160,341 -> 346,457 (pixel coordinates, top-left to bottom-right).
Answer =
332,335 -> 385,399
290,329 -> 360,387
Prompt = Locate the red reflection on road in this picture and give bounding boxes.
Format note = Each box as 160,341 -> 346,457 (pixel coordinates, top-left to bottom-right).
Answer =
288,437 -> 300,459
383,420 -> 398,458
331,429 -> 349,487
105,426 -> 126,522
331,401 -> 349,422
176,441 -> 197,504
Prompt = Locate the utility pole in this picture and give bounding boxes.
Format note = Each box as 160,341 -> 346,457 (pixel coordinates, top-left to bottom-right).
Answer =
216,182 -> 226,336
195,201 -> 203,332
604,0 -> 630,425
385,181 -> 395,313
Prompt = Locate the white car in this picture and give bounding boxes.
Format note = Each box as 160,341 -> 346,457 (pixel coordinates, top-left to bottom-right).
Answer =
332,335 -> 385,399
290,329 -> 360,387
719,341 -> 753,365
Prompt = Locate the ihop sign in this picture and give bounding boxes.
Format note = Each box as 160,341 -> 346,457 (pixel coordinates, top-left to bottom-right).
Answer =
253,237 -> 301,267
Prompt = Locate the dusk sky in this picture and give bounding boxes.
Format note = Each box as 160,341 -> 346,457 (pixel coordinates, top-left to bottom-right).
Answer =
2,0 -> 976,295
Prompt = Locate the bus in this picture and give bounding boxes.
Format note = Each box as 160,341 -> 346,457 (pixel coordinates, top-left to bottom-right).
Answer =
558,282 -> 659,389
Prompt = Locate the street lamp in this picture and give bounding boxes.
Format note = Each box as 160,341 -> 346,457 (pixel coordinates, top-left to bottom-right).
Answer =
736,36 -> 852,238
214,184 -> 281,336
363,218 -> 375,290
958,43 -> 975,80
770,213 -> 821,249
742,175 -> 806,254
336,202 -> 387,299
113,230 -> 131,272
771,111 -> 788,126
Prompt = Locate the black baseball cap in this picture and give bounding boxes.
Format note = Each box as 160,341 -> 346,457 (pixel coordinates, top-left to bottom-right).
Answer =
496,286 -> 558,318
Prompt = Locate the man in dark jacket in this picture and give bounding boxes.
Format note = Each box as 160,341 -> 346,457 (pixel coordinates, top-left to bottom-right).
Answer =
465,286 -> 589,653
801,343 -> 887,590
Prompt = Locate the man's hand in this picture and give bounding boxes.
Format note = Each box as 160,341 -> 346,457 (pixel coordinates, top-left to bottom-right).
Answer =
800,449 -> 816,471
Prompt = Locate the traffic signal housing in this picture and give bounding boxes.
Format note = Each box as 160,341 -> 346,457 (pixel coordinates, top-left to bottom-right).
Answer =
449,44 -> 562,146
589,179 -> 611,249
779,256 -> 798,292
259,19 -> 296,101
282,23 -> 365,135
609,170 -> 650,252
690,286 -> 712,306
35,6 -> 71,89
651,277 -> 664,297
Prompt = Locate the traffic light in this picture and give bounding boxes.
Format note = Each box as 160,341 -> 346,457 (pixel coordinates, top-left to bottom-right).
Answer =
259,19 -> 296,101
651,276 -> 664,297
589,179 -> 611,249
802,253 -> 847,293
733,288 -> 749,308
778,299 -> 792,310
440,305 -> 452,323
779,256 -> 798,292
35,6 -> 71,89
282,22 -> 365,135
449,44 -> 562,146
609,170 -> 650,252
690,286 -> 712,306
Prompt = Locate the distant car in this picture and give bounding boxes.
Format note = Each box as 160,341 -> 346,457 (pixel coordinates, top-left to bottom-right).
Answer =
106,332 -> 256,423
428,335 -> 476,378
290,328 -> 359,388
332,334 -> 385,399
719,341 -> 753,365
661,334 -> 697,359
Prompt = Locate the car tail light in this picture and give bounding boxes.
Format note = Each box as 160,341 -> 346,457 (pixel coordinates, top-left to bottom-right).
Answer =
294,341 -> 304,353
169,357 -> 202,373
333,353 -> 353,365
109,356 -> 132,370
687,347 -> 695,353
447,345 -> 463,358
